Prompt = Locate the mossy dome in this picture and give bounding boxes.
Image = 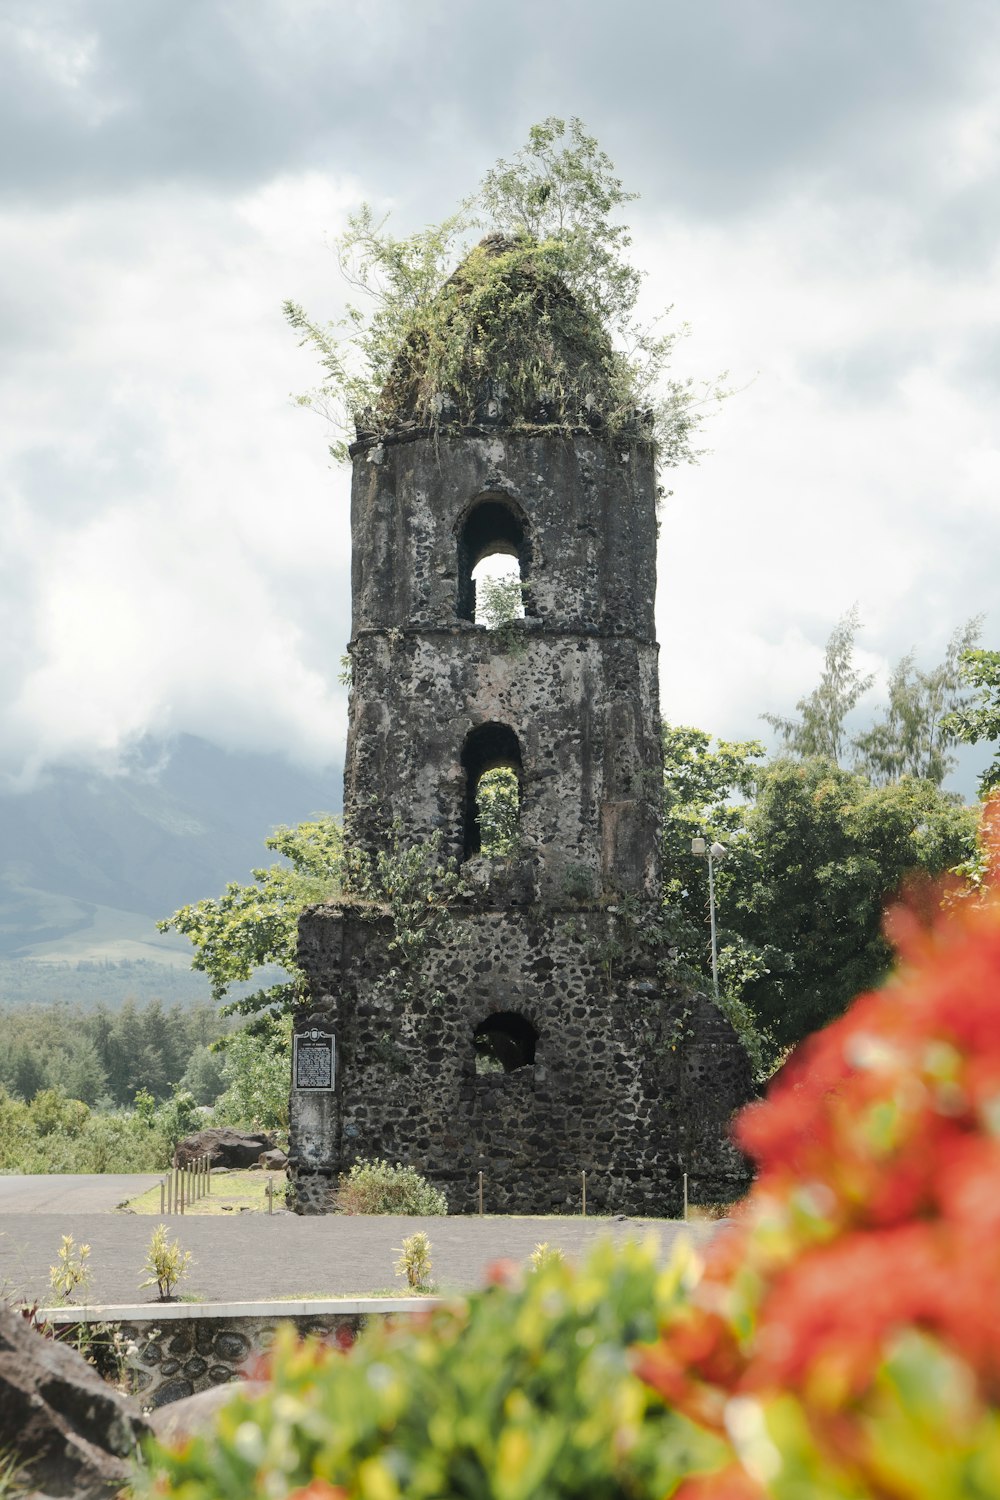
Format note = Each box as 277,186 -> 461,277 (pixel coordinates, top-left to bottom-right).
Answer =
364,233 -> 639,441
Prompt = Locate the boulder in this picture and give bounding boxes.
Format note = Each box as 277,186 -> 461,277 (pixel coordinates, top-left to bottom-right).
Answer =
148,1380 -> 269,1447
173,1127 -> 276,1169
0,1303 -> 151,1499
258,1148 -> 288,1171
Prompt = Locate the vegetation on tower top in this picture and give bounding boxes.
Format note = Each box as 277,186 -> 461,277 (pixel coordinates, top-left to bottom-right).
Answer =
284,117 -> 728,463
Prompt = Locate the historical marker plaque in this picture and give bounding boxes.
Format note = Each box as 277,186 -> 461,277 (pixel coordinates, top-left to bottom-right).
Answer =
293,1029 -> 336,1091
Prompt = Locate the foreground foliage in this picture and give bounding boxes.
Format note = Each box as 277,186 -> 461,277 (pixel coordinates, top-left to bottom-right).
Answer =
140,1239 -> 726,1500
638,800 -> 1000,1498
145,804 -> 1000,1500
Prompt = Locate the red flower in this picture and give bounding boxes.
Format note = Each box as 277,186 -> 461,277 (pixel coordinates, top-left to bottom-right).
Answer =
641,801 -> 1000,1491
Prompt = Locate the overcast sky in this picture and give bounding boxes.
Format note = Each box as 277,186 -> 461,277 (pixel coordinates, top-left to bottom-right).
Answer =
2,0 -> 998,799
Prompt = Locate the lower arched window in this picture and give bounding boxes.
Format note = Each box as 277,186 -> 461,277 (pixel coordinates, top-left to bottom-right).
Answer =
461,722 -> 522,859
474,1012 -> 538,1074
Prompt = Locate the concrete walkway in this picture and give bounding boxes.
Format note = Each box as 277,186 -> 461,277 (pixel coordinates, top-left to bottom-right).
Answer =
0,1207 -> 718,1307
0,1174 -> 161,1214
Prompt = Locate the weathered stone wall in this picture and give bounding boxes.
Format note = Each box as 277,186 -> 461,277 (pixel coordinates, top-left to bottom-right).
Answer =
292,902 -> 752,1217
343,429 -> 662,896
347,630 -> 661,895
291,422 -> 754,1216
349,430 -> 658,640
46,1305 -> 422,1409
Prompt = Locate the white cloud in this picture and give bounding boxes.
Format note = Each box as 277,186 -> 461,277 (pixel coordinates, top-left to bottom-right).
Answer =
1,3 -> 998,804
0,172 -> 361,783
634,191 -> 1000,780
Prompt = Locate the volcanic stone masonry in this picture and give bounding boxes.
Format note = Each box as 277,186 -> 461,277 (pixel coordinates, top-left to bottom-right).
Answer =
290,389 -> 753,1218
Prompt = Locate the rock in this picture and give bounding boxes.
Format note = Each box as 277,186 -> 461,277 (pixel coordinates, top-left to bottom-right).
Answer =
173,1127 -> 276,1169
258,1148 -> 288,1171
149,1381 -> 269,1446
0,1302 -> 152,1499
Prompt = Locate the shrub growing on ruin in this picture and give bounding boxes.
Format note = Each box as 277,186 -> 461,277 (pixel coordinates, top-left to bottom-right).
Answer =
332,1159 -> 447,1216
285,117 -> 727,465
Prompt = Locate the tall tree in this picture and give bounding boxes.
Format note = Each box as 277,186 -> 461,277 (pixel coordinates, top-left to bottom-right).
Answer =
853,617 -> 982,786
158,816 -> 343,1018
662,730 -> 976,1061
944,648 -> 1000,796
660,724 -> 774,1075
730,758 -> 978,1046
762,607 -> 874,763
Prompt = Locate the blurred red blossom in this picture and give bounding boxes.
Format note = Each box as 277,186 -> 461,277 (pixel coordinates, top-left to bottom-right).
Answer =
640,798 -> 1000,1498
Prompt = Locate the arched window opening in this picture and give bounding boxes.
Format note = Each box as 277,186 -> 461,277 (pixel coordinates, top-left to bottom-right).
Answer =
457,498 -> 530,622
474,1012 -> 538,1075
472,553 -> 525,629
462,722 -> 523,860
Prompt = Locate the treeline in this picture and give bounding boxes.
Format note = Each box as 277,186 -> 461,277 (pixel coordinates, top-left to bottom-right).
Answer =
0,999 -> 229,1109
0,1085 -> 204,1175
0,958 -> 214,1008
662,612 -> 992,1069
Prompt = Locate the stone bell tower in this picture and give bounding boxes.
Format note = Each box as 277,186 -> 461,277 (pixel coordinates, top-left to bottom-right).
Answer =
289,240 -> 752,1215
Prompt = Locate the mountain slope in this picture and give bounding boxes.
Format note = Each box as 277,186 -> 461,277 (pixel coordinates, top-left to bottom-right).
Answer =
0,736 -> 341,990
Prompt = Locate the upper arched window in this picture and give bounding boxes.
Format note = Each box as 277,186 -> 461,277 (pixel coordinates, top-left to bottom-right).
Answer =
461,722 -> 523,859
456,498 -> 530,624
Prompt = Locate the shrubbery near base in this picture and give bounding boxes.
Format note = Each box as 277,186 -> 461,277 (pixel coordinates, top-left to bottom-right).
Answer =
331,1159 -> 447,1216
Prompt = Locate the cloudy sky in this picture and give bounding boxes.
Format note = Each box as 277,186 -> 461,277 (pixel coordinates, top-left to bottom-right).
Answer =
3,0 -> 998,799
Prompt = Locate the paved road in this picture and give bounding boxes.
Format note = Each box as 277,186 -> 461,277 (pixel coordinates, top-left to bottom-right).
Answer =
0,1209 -> 719,1307
0,1174 -> 162,1213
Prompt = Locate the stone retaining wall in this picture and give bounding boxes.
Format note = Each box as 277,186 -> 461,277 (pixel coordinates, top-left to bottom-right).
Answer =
40,1299 -> 438,1409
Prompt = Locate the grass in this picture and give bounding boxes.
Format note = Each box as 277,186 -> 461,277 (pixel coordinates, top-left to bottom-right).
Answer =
121,1170 -> 282,1216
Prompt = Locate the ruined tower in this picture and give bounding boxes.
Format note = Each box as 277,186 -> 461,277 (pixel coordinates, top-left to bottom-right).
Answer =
290,240 -> 752,1215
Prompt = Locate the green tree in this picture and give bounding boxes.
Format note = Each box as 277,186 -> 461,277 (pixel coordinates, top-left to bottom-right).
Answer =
659,724 -> 773,1074
8,1044 -> 48,1102
661,726 -> 979,1058
180,1043 -> 227,1107
285,117 -> 726,465
762,606 -> 874,763
158,816 -> 343,1019
475,767 -> 520,857
764,610 -> 982,785
213,1014 -> 292,1132
731,758 -> 978,1046
59,1039 -> 109,1108
944,648 -> 1000,796
853,617 -> 981,786
659,722 -> 764,971
159,817 -> 342,1131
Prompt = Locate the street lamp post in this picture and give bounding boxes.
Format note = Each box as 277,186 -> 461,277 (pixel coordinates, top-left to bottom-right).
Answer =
691,836 -> 726,1002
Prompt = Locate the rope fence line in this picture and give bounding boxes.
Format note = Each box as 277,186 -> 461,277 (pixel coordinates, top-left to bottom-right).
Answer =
158,1154 -> 212,1215
154,1161 -> 694,1220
